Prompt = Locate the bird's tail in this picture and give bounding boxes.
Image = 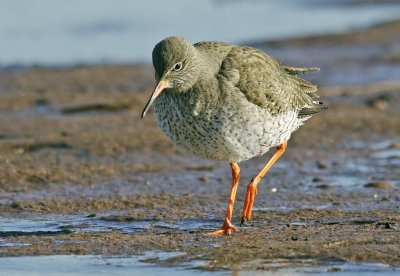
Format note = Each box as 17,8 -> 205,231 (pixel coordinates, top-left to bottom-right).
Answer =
283,66 -> 327,117
283,66 -> 320,75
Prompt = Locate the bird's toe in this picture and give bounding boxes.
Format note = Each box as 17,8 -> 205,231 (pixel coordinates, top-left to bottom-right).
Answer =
209,219 -> 238,235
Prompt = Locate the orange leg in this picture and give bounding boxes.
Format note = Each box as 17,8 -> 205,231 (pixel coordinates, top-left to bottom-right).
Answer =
241,141 -> 288,224
210,162 -> 240,235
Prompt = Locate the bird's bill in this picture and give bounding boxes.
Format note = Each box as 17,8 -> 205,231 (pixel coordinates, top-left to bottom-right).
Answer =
141,80 -> 171,118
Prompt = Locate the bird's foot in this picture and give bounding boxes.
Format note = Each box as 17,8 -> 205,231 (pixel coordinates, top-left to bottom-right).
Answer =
241,181 -> 258,225
240,215 -> 251,225
209,218 -> 238,235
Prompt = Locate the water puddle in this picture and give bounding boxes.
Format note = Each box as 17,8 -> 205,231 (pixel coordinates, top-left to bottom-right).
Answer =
0,215 -> 222,237
343,160 -> 373,174
328,175 -> 365,188
0,253 -> 223,276
348,139 -> 400,160
239,258 -> 398,275
0,254 -> 397,275
254,203 -> 336,212
274,217 -> 383,228
371,150 -> 400,159
0,240 -> 30,247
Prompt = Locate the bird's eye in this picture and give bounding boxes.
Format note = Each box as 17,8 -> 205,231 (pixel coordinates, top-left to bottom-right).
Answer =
173,62 -> 183,71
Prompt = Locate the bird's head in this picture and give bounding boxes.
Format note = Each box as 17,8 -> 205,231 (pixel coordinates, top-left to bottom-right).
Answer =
141,36 -> 200,118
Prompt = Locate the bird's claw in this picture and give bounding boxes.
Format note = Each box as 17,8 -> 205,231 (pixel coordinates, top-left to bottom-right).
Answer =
209,219 -> 238,235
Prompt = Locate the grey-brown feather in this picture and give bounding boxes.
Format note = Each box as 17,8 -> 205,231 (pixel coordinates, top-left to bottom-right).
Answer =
150,37 -> 326,162
211,45 -> 324,117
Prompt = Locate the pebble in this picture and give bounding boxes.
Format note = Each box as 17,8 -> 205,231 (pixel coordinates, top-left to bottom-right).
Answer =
198,175 -> 209,183
312,177 -> 324,182
326,267 -> 342,272
364,181 -> 394,189
316,160 -> 328,169
366,93 -> 392,110
316,184 -> 335,190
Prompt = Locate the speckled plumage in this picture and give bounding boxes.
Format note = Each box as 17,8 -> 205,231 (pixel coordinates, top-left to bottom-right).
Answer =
148,37 -> 324,163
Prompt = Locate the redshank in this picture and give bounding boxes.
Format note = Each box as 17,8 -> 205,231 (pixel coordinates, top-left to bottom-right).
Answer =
141,37 -> 325,235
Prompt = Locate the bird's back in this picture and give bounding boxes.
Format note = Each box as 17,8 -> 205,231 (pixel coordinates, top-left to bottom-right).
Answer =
216,44 -> 324,116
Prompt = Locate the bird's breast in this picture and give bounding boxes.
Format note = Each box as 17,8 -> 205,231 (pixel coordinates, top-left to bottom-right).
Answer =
154,90 -> 220,156
153,88 -> 303,162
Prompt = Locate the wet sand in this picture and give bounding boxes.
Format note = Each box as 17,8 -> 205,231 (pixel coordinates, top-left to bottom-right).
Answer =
0,20 -> 400,273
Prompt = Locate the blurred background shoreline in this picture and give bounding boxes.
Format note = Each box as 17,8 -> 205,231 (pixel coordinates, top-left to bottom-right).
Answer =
1,0 -> 400,68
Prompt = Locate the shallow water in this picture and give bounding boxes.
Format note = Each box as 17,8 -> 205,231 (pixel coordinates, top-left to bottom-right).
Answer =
1,0 -> 400,65
0,253 -> 221,276
0,214 -> 224,236
0,254 -> 398,275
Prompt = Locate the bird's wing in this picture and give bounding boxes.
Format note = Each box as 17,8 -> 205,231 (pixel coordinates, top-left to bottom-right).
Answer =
218,46 -> 325,117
